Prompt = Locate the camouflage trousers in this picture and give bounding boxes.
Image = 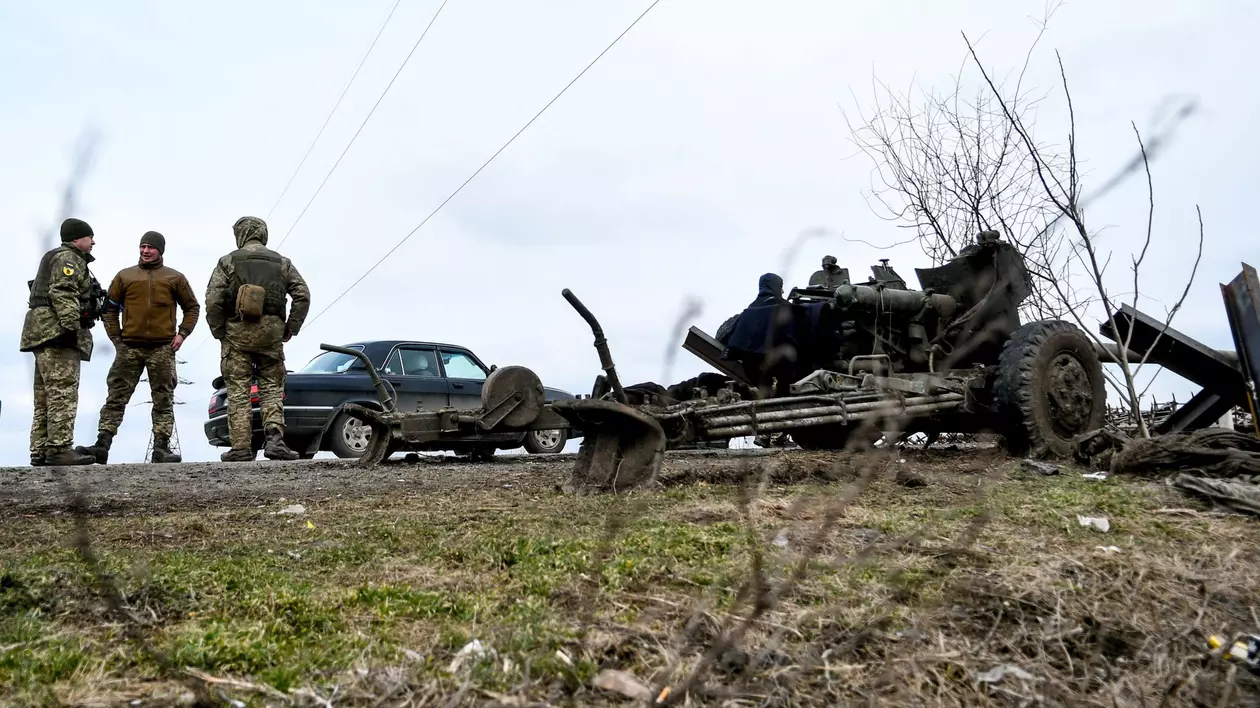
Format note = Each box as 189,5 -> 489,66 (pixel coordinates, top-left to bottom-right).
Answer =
30,345 -> 82,456
97,343 -> 177,439
221,343 -> 287,450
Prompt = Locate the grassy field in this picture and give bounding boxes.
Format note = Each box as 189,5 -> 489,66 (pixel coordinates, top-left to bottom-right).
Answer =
2,449 -> 1259,706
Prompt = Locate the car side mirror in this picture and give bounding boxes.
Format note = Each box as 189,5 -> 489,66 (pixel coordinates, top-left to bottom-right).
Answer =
490,364 -> 498,372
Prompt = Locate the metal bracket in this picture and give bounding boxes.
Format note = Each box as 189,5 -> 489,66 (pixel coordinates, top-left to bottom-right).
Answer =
477,391 -> 524,431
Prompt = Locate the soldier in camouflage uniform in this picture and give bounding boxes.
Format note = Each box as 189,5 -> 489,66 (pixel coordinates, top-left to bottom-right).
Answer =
20,218 -> 102,467
76,231 -> 201,464
205,216 -> 311,461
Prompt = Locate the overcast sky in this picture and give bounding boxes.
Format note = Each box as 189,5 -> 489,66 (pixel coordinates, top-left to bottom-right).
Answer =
1,0 -> 1254,465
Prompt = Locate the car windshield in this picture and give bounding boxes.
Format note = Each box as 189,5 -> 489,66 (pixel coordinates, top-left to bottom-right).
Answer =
299,348 -> 364,374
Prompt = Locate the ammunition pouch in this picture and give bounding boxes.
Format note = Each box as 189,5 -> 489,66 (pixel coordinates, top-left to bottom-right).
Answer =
235,284 -> 267,321
228,248 -> 287,321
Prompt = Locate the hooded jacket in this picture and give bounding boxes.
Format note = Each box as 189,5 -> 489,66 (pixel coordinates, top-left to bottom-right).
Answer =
204,217 -> 311,352
103,255 -> 200,346
724,273 -> 797,357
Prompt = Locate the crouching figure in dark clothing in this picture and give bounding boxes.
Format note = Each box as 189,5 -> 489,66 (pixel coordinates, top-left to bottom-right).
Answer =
721,273 -> 799,398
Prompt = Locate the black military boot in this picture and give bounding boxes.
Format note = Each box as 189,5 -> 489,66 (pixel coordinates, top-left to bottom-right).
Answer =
30,452 -> 46,467
45,447 -> 96,466
74,431 -> 113,465
150,435 -> 182,463
262,427 -> 299,461
220,447 -> 255,462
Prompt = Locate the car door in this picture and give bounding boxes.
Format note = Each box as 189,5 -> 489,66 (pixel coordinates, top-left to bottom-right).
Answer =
379,346 -> 451,412
438,349 -> 489,410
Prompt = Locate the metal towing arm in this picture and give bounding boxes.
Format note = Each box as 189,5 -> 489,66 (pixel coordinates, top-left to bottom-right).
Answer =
330,290 -> 668,494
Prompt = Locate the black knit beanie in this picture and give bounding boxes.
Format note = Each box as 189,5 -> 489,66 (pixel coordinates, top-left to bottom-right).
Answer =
140,230 -> 166,254
61,218 -> 94,242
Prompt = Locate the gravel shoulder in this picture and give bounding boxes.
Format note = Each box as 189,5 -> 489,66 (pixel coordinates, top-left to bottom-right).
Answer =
0,447 -> 804,516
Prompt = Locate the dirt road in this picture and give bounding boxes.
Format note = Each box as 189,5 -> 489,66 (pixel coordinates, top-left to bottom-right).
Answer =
0,447 -> 806,516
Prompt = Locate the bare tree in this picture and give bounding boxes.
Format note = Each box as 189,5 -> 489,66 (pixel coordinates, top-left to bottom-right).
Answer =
960,36 -> 1204,438
843,9 -> 1205,437
841,4 -> 1074,321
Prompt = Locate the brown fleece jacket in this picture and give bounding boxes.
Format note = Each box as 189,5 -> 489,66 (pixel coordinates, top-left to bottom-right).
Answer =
102,258 -> 200,345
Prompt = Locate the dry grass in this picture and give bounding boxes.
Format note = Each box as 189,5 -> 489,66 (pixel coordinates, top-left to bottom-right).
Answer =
2,449 -> 1259,706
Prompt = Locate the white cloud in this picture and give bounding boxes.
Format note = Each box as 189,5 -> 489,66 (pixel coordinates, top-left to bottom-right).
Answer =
1,0 -> 1254,465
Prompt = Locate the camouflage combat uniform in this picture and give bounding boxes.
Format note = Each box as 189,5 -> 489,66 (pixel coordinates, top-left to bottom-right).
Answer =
77,231 -> 201,464
204,216 -> 311,461
20,219 -> 101,467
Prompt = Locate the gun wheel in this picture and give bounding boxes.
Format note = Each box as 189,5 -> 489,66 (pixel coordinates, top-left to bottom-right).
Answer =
995,319 -> 1106,458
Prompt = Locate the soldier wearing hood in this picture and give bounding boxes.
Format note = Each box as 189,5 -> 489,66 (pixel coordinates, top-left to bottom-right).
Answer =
721,273 -> 799,398
204,216 -> 311,461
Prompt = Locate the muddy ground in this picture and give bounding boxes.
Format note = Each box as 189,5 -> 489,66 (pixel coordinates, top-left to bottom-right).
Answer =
0,447 -> 818,516
0,446 -> 1002,517
5,445 -> 1260,706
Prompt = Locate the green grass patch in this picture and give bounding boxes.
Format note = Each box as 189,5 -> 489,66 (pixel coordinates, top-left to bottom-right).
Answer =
1,465 -> 1253,706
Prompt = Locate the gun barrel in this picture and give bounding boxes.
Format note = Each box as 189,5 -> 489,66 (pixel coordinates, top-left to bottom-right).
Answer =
834,284 -> 957,318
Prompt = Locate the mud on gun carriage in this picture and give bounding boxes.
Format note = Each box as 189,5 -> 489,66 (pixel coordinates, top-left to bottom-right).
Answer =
330,232 -> 1108,490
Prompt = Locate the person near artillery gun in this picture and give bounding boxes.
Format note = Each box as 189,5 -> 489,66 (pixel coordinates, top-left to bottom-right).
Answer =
808,255 -> 849,291
20,218 -> 105,467
76,231 -> 201,464
721,273 -> 799,399
204,216 -> 310,462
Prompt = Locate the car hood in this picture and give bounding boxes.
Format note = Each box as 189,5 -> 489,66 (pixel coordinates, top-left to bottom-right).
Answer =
543,386 -> 574,400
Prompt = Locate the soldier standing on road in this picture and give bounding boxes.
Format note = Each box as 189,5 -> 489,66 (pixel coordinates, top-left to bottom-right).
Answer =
20,218 -> 103,467
204,216 -> 311,461
76,231 -> 201,464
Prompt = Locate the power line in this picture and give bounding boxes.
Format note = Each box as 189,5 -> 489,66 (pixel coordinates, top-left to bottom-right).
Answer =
182,0 -> 447,360
274,0 -> 451,249
265,0 -> 407,221
303,0 -> 663,329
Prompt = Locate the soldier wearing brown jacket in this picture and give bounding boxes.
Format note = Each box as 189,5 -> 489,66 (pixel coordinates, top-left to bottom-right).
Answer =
76,231 -> 200,464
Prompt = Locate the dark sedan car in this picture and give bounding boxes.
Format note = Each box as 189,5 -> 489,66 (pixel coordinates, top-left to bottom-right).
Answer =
204,340 -> 577,459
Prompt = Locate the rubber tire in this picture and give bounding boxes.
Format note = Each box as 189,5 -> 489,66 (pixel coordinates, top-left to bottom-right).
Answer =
470,446 -> 496,463
524,428 -> 568,454
994,319 -> 1106,458
328,410 -> 374,459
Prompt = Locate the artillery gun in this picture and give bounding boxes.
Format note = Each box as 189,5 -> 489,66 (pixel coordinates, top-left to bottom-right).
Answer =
689,230 -> 1106,454
333,231 -> 1107,492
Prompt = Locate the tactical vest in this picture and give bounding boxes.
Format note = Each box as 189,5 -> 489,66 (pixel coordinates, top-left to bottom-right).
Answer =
228,247 -> 287,319
27,247 -> 101,328
26,248 -> 61,309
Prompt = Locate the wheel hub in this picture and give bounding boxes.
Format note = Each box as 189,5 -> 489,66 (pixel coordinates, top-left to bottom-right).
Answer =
343,417 -> 372,452
533,429 -> 562,448
482,366 -> 546,427
1046,353 -> 1093,436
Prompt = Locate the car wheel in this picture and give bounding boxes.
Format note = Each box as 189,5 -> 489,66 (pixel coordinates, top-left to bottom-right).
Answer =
523,428 -> 567,454
329,410 -> 373,459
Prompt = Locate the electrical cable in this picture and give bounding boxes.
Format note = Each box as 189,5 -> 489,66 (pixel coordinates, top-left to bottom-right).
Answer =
302,0 -> 663,330
265,0 -> 406,221
274,0 -> 451,249
182,0 -> 449,359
